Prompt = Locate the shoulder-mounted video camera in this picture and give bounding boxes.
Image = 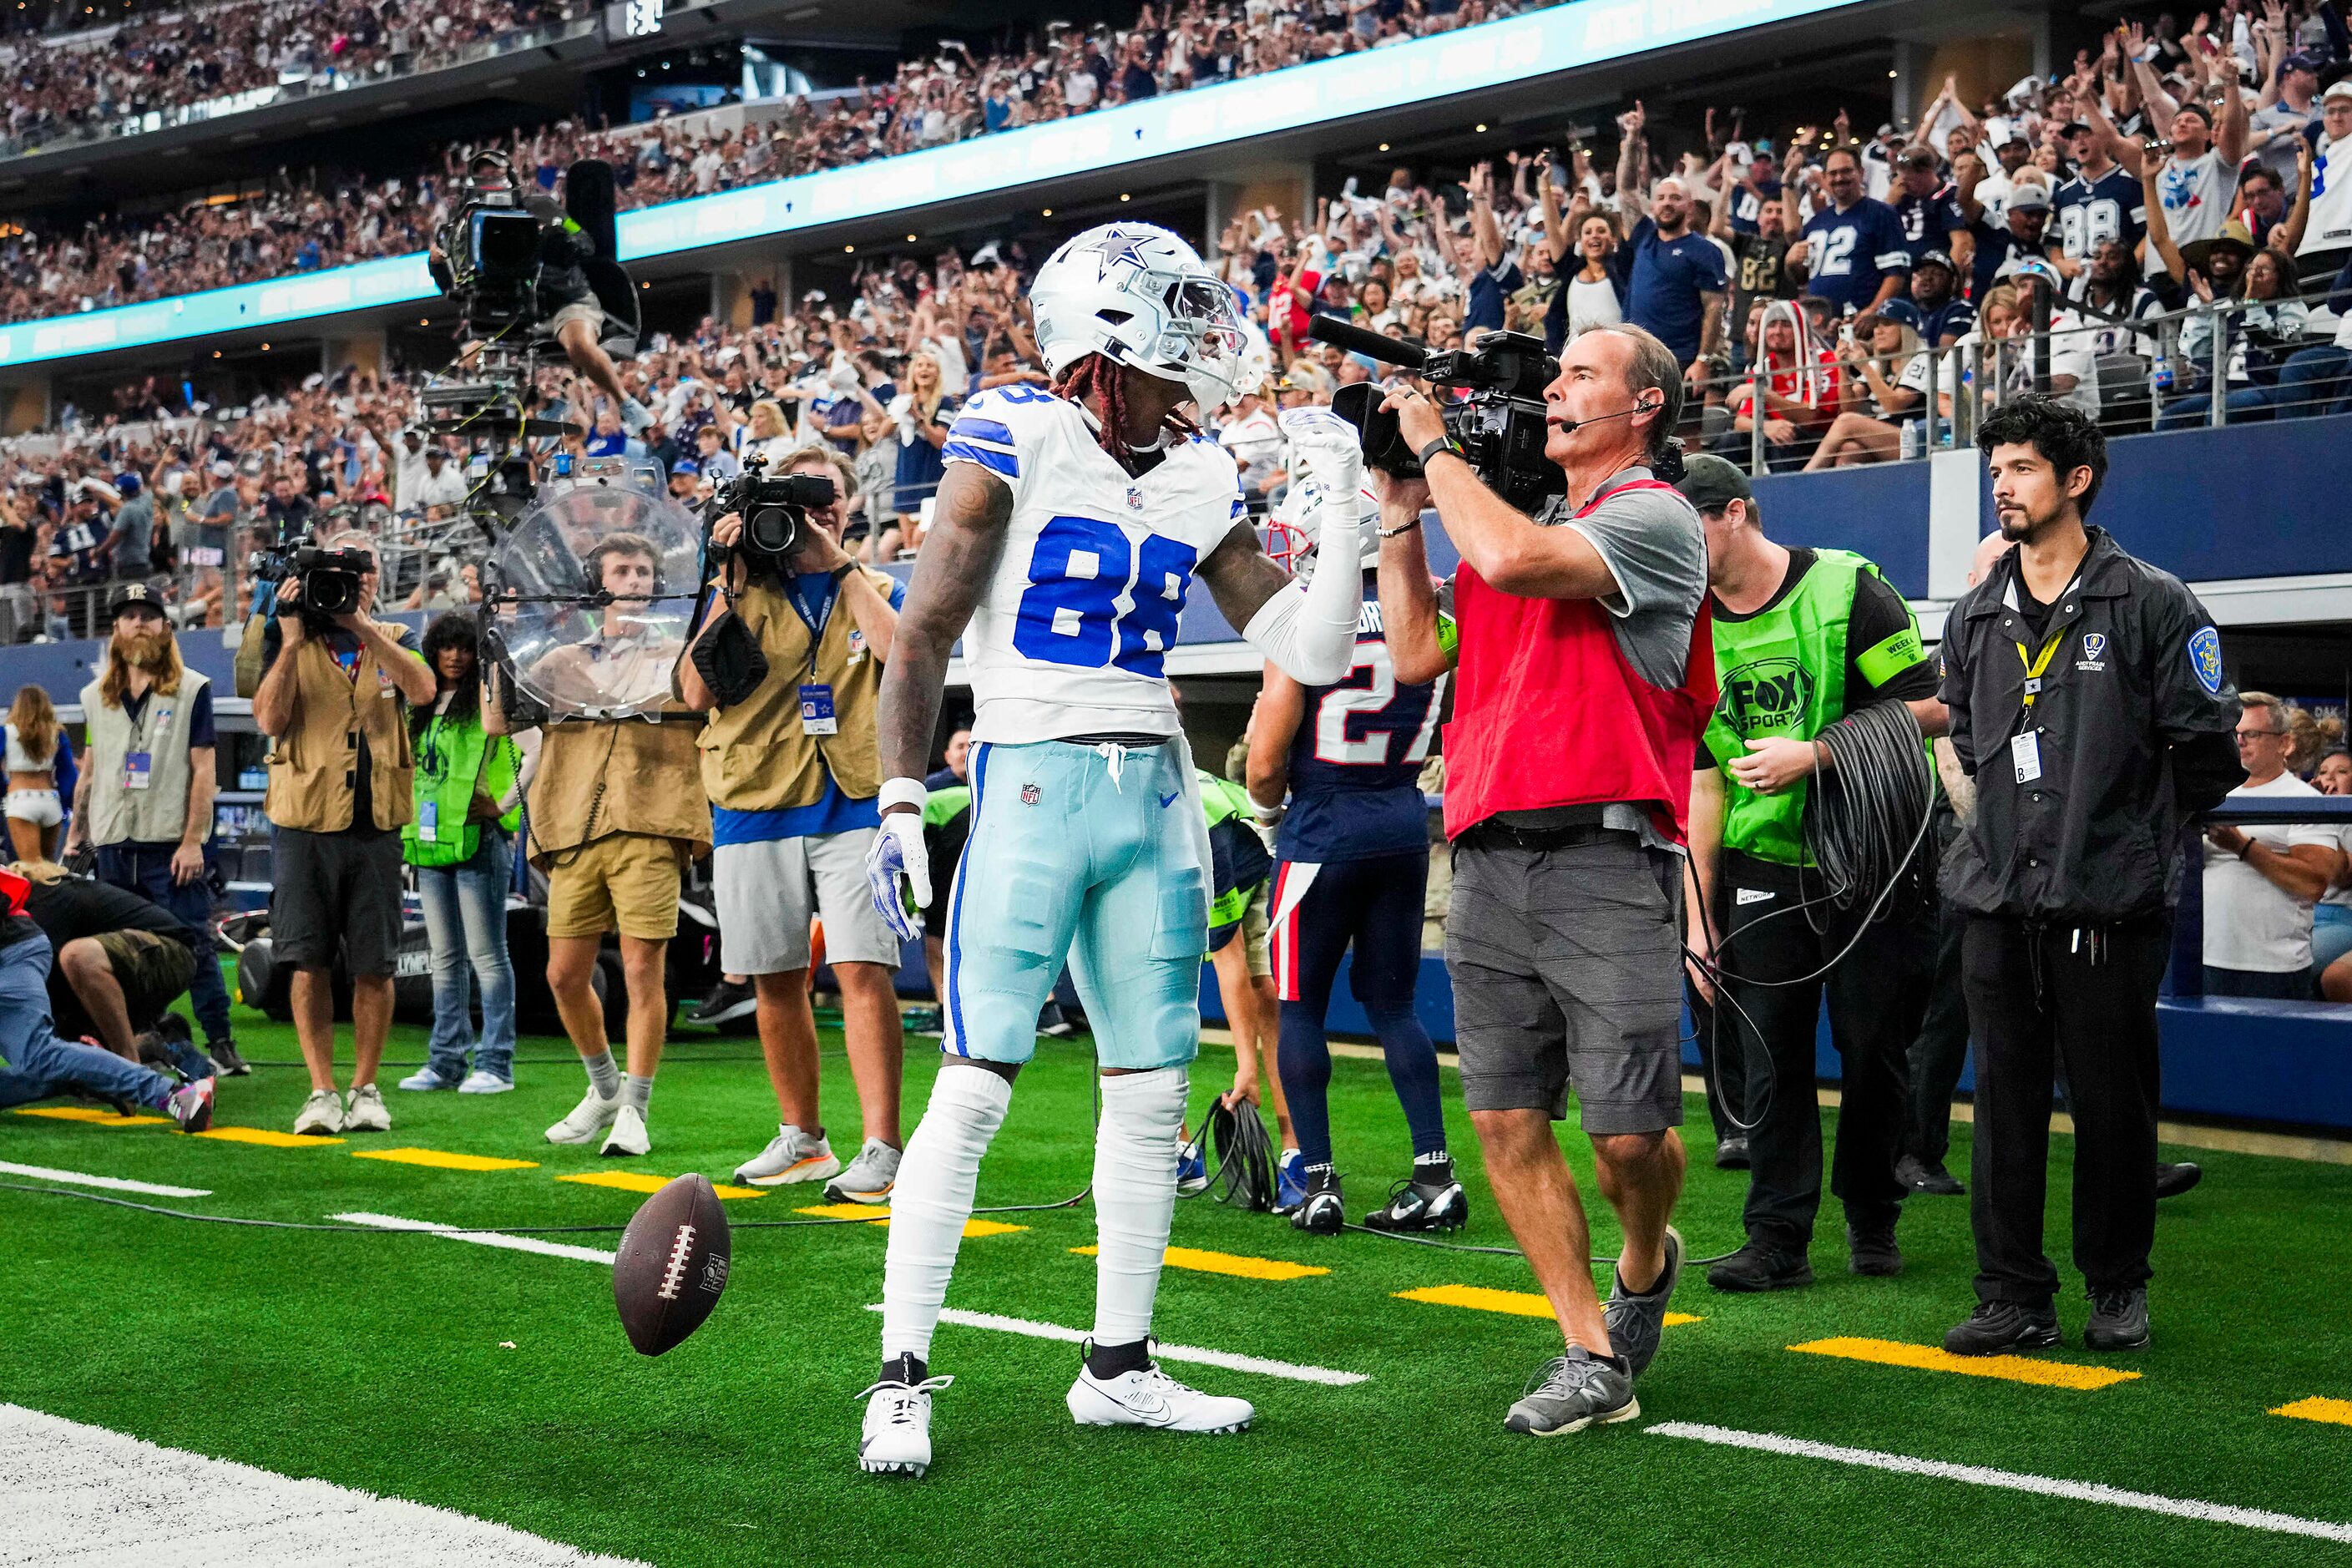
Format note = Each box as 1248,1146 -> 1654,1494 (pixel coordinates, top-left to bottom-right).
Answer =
432,153 -> 554,335
1308,317 -> 1565,512
708,455 -> 836,573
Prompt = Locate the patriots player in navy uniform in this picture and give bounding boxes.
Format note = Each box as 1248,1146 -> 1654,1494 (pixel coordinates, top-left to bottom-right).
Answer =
1248,492 -> 1461,1235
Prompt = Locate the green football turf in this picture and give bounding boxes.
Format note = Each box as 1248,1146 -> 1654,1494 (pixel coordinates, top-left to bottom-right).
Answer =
3,993 -> 2350,1567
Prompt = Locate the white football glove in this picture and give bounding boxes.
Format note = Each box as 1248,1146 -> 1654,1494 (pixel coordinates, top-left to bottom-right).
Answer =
1279,406 -> 1368,507
867,780 -> 932,943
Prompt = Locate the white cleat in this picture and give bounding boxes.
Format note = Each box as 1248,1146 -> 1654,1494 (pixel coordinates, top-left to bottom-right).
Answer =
600,1103 -> 651,1157
546,1089 -> 620,1146
342,1084 -> 392,1133
858,1374 -> 953,1478
457,1070 -> 514,1095
293,1088 -> 345,1136
734,1124 -> 840,1186
1066,1363 -> 1254,1434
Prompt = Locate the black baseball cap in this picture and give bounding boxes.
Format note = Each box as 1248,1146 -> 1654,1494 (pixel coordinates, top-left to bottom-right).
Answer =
1677,453 -> 1754,513
105,582 -> 166,621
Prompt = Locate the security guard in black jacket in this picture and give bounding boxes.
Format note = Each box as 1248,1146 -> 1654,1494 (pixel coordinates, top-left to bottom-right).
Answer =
1937,399 -> 2243,1361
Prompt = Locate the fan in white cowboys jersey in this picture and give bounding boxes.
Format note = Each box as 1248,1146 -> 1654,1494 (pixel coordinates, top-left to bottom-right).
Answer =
855,222 -> 1373,1478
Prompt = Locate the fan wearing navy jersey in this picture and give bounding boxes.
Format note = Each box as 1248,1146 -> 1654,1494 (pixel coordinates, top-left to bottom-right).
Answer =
2051,126 -> 2146,278
1248,493 -> 1459,1237
1789,147 -> 1912,317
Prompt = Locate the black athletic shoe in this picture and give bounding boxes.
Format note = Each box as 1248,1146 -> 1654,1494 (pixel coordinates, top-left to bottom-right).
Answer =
1714,1136 -> 1751,1170
1360,1171 -> 1470,1232
1944,1300 -> 2061,1357
1292,1167 -> 1344,1235
2155,1161 -> 2203,1200
2083,1286 -> 2151,1351
690,978 -> 756,1025
1896,1154 -> 1964,1196
1706,1239 -> 1813,1292
205,1039 -> 252,1078
1847,1223 -> 1903,1277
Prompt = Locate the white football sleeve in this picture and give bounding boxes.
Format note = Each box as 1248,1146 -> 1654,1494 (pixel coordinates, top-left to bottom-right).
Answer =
1242,490 -> 1366,685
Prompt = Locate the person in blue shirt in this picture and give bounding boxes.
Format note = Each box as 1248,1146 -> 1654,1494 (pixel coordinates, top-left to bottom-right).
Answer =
2050,124 -> 2147,280
1789,146 -> 1912,317
1963,185 -> 2055,302
676,444 -> 909,1205
1909,250 -> 1977,348
1454,162 -> 1521,336
1614,103 -> 1731,385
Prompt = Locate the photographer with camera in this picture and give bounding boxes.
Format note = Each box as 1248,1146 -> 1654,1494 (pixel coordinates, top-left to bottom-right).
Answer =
249,529 -> 436,1137
676,444 -> 908,1200
1373,323 -> 1712,1436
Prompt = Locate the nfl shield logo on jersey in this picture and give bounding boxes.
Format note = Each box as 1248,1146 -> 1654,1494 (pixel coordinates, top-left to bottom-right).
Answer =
1022,782 -> 1042,805
1126,485 -> 1145,512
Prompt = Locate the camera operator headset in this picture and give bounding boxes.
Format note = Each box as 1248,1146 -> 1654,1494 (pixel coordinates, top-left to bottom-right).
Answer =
675,445 -> 912,1198
428,151 -> 651,435
1672,453 -> 1946,1294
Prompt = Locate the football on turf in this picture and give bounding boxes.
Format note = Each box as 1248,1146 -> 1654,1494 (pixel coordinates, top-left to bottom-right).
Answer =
613,1173 -> 731,1356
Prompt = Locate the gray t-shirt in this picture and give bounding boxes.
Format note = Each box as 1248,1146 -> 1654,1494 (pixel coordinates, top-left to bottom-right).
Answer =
1472,464 -> 1711,846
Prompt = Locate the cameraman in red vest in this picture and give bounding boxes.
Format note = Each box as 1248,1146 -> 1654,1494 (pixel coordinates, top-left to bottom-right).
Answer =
1376,324 -> 1715,1436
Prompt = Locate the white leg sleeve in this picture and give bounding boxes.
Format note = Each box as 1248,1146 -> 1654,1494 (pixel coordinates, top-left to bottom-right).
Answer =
1090,1065 -> 1189,1347
880,1065 -> 1012,1361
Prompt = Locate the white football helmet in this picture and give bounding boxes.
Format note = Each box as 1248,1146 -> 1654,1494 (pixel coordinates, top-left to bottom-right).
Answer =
1030,223 -> 1252,410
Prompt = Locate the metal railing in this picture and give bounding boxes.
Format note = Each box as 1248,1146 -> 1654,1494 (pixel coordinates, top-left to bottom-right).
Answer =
1684,282 -> 2349,478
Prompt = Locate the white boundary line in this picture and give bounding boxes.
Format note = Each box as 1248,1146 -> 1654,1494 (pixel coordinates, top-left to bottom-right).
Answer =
863,1303 -> 1368,1387
332,1211 -> 617,1266
0,1160 -> 211,1197
1648,1422 -> 2352,1544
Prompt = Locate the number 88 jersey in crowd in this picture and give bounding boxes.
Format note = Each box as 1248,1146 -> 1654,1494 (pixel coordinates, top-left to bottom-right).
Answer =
943,382 -> 1247,742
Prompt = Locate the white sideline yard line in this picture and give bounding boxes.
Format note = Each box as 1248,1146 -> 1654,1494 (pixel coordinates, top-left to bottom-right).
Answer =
1648,1421 -> 2352,1545
0,1403 -> 651,1566
0,1159 -> 211,1197
863,1303 -> 1368,1386
332,1211 -> 617,1266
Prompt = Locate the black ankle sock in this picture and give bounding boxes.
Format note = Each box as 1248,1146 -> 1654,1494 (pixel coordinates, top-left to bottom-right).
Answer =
879,1352 -> 928,1386
1414,1152 -> 1454,1186
1086,1338 -> 1151,1379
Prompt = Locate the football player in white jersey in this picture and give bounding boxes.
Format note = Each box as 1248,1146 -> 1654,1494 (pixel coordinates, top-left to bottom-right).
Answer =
857,223 -> 1375,1476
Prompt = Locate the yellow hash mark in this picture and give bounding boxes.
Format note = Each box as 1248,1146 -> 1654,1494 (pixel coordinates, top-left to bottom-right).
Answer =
794,1204 -> 1024,1238
12,1106 -> 172,1127
556,1171 -> 766,1201
1072,1244 -> 1328,1281
1395,1283 -> 1698,1326
193,1126 -> 345,1147
1788,1337 -> 2141,1390
2271,1396 -> 2352,1427
352,1147 -> 539,1172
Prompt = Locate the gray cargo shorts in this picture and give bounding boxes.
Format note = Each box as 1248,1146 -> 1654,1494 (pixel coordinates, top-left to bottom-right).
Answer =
1445,829 -> 1687,1136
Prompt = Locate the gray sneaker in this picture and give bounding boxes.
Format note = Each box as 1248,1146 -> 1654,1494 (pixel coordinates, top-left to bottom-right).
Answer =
1503,1347 -> 1638,1436
824,1137 -> 903,1204
1604,1224 -> 1682,1379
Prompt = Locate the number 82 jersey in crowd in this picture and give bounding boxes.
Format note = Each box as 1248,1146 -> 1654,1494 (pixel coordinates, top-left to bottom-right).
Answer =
943,383 -> 1247,743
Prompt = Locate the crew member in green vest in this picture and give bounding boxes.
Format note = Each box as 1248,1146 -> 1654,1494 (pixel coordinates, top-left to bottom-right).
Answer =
1673,455 -> 1948,1294
399,613 -> 526,1095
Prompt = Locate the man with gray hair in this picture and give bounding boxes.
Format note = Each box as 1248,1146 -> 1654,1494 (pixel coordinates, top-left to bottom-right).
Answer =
2201,690 -> 2342,999
1373,321 -> 1710,1435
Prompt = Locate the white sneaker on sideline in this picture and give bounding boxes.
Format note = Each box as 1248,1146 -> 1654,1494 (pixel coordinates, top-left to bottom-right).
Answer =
457,1070 -> 514,1095
823,1138 -> 902,1204
293,1089 -> 345,1137
1067,1363 -> 1253,1434
858,1374 -> 953,1478
601,1102 -> 650,1157
342,1084 -> 392,1133
734,1124 -> 839,1186
396,1065 -> 462,1091
546,1089 -> 620,1145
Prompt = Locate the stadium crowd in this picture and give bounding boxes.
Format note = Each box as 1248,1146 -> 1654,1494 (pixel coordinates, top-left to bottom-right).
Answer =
0,0 -> 589,149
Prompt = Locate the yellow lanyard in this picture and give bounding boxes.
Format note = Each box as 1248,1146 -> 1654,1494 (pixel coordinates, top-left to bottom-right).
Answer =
2014,632 -> 2066,709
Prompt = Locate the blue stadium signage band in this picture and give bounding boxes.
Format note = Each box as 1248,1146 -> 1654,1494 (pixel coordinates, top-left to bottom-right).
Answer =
0,0 -> 1856,372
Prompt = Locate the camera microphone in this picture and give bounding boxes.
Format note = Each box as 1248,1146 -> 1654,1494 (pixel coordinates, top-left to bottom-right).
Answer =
1305,314 -> 1428,370
1549,399 -> 1660,433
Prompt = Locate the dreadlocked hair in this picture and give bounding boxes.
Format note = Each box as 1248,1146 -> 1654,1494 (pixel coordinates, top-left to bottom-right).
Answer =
1051,354 -> 1197,467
